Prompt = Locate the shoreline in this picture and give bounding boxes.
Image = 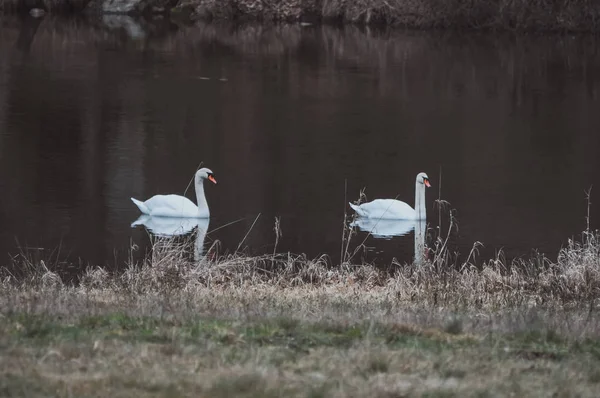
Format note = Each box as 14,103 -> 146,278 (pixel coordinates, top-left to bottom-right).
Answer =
1,0 -> 600,33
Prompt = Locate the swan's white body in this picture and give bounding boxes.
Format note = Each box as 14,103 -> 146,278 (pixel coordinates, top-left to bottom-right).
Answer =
349,172 -> 431,220
349,199 -> 418,220
131,168 -> 216,218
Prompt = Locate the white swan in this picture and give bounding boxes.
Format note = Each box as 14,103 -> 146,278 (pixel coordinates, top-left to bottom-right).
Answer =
349,172 -> 431,220
131,168 -> 216,218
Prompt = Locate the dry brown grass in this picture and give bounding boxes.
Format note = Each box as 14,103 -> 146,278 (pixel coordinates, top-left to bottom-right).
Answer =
51,224 -> 600,310
4,216 -> 600,318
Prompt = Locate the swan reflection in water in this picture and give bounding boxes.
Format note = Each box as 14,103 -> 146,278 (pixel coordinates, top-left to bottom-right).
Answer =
350,218 -> 415,238
131,215 -> 210,262
350,218 -> 427,265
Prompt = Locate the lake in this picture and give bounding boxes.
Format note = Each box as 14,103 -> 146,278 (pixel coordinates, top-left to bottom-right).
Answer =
1,15 -> 599,277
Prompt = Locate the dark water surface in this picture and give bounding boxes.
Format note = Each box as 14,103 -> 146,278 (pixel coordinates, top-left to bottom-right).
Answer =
1,15 -> 600,275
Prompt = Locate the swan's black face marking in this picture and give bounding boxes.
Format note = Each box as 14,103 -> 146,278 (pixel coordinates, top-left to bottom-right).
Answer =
207,173 -> 217,184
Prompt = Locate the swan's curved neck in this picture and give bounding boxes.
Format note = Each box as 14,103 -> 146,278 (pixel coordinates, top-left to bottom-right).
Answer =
195,176 -> 209,217
414,181 -> 426,220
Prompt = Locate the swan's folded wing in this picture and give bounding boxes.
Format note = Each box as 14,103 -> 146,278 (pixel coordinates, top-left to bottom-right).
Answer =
144,194 -> 198,216
355,199 -> 415,220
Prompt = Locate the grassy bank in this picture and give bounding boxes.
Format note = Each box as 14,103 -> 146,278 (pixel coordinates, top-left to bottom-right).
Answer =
2,0 -> 600,32
3,310 -> 600,397
1,226 -> 600,396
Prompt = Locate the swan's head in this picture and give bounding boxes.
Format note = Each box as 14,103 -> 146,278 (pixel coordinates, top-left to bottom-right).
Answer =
417,172 -> 431,188
197,167 -> 217,184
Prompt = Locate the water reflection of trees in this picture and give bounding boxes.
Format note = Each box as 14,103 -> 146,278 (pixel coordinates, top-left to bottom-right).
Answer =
0,16 -> 599,267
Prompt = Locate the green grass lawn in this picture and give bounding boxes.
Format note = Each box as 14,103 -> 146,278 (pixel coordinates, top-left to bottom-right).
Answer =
1,282 -> 600,397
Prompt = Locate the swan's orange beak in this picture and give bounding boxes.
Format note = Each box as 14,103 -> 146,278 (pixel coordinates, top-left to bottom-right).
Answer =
424,178 -> 431,188
208,175 -> 217,184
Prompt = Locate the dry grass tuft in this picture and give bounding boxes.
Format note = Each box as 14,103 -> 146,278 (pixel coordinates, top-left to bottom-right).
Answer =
5,221 -> 600,310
